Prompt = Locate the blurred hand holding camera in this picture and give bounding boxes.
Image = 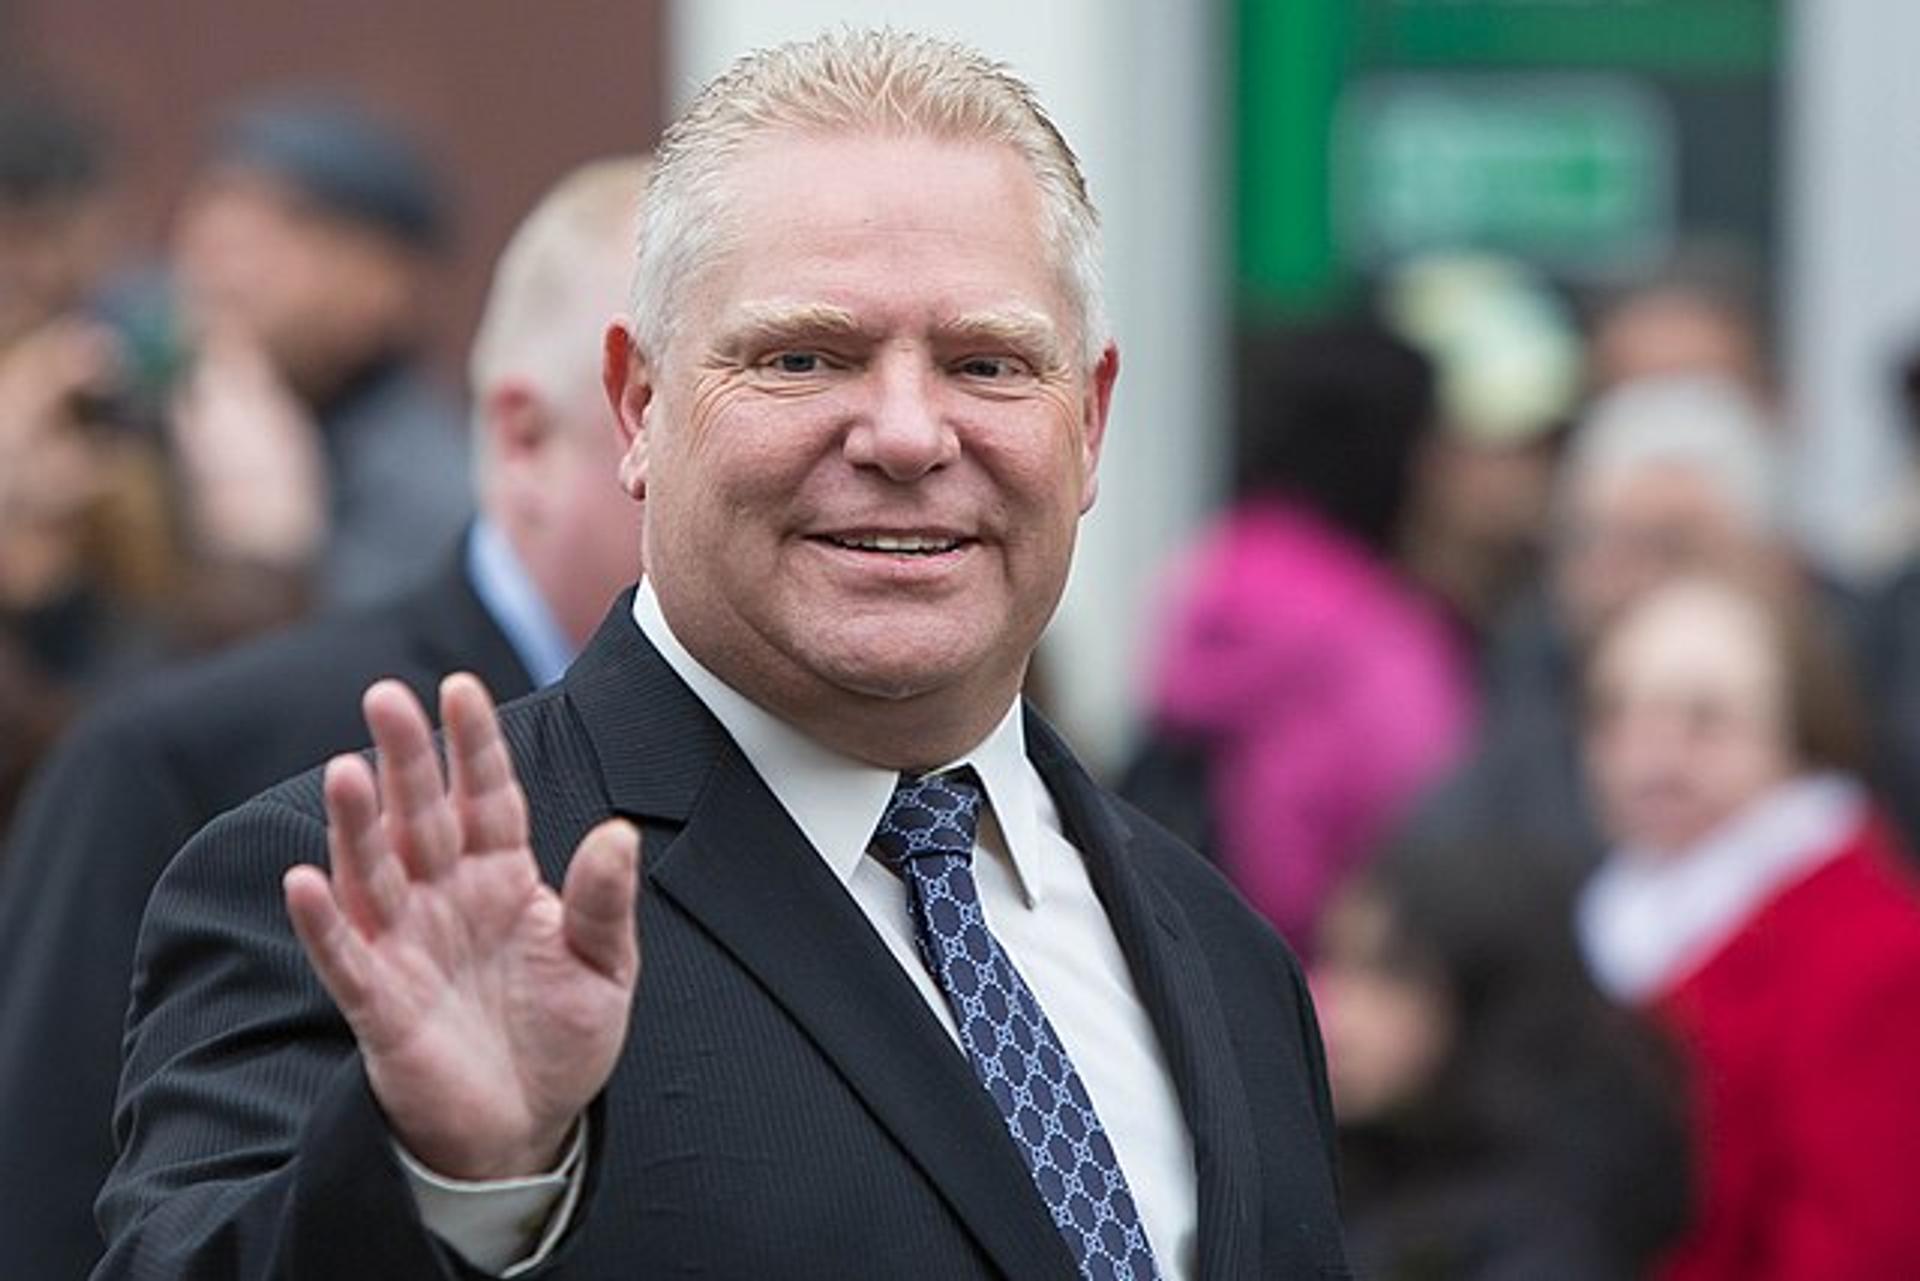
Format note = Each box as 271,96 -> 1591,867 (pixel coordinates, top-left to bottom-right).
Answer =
168,321 -> 326,572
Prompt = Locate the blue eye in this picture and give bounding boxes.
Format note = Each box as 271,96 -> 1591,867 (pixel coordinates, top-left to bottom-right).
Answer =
958,356 -> 1028,379
772,352 -> 821,374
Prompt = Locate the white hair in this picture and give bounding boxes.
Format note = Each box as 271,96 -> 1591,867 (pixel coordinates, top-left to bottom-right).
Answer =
470,154 -> 649,416
465,155 -> 648,485
1561,374 -> 1783,534
631,28 -> 1106,368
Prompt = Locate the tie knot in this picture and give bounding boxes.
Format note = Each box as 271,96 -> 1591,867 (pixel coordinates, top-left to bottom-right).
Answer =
871,769 -> 983,873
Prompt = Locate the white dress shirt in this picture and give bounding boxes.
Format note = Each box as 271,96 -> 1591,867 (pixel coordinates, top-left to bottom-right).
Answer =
410,583 -> 1198,1276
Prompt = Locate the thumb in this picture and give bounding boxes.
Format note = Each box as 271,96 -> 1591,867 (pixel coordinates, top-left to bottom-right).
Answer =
561,819 -> 642,989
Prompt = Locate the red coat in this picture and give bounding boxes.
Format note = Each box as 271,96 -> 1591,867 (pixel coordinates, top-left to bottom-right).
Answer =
1652,817 -> 1920,1280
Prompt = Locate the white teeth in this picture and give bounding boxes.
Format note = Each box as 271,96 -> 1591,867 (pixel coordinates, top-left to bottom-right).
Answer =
835,534 -> 960,553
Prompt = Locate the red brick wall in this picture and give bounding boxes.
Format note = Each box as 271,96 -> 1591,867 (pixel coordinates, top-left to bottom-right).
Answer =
4,0 -> 668,379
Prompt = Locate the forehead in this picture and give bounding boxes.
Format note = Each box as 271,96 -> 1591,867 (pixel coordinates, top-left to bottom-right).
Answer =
1595,587 -> 1782,706
691,131 -> 1065,329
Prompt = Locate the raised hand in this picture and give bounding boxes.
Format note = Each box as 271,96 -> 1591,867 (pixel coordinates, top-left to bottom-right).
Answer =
284,674 -> 640,1180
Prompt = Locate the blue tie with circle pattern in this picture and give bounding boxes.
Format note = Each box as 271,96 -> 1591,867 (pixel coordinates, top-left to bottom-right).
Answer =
871,770 -> 1162,1281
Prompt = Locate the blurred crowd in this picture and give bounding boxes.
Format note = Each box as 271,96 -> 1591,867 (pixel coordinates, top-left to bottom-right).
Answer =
0,87 -> 469,828
0,73 -> 650,1274
5,68 -> 1920,1281
1124,254 -> 1920,1275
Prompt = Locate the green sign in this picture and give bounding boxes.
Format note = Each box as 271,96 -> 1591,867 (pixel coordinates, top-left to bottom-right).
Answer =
1336,76 -> 1673,275
1354,0 -> 1778,74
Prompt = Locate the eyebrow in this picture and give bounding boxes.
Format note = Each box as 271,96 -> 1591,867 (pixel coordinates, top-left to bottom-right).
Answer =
937,307 -> 1068,371
716,301 -> 867,356
712,300 -> 1070,371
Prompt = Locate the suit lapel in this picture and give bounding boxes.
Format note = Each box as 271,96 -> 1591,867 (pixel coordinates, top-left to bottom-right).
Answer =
563,609 -> 1080,1280
1028,714 -> 1264,1281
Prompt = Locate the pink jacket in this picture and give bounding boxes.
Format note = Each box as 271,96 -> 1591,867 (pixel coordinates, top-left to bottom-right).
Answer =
1147,500 -> 1475,948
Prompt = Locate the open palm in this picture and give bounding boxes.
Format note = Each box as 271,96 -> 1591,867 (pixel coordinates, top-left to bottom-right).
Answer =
285,674 -> 640,1180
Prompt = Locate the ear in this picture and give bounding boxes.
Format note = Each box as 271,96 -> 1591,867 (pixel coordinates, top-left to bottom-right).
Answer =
1078,341 -> 1119,514
604,318 -> 653,501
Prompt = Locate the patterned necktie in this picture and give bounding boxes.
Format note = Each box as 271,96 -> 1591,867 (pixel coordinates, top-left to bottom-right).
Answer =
871,770 -> 1162,1281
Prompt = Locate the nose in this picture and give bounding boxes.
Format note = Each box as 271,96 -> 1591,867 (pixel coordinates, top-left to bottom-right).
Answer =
842,350 -> 958,481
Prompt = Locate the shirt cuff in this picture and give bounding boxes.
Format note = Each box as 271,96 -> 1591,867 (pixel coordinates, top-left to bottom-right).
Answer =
396,1119 -> 589,1277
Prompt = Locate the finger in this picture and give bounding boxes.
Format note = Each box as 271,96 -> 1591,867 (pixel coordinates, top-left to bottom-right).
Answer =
441,673 -> 529,856
323,753 -> 408,933
364,680 -> 460,878
284,864 -> 377,1023
561,821 -> 642,989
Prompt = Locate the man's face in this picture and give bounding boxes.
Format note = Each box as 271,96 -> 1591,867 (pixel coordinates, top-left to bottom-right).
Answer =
174,170 -> 416,396
614,133 -> 1114,747
1584,584 -> 1795,855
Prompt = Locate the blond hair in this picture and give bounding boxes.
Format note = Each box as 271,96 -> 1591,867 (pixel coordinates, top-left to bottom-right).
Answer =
470,154 -> 650,417
632,28 -> 1105,367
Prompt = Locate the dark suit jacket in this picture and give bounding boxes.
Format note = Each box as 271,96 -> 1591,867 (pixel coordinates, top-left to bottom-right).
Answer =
0,552 -> 530,1281
95,601 -> 1349,1280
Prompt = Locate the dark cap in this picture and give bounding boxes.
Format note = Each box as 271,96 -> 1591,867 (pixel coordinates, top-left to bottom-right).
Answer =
212,93 -> 448,251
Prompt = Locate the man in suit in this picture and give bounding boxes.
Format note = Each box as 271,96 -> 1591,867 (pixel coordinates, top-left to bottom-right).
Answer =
96,32 -> 1348,1280
0,156 -> 648,1280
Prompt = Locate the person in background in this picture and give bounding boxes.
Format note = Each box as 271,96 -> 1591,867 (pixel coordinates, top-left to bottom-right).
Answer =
1382,254 -> 1585,645
1412,374 -> 1797,870
0,156 -> 648,1281
0,91 -> 120,352
166,92 -> 469,618
1586,274 -> 1772,407
1127,319 -> 1474,952
1856,349 -> 1920,843
0,91 -> 171,827
1577,573 -> 1920,1278
1318,838 -> 1688,1280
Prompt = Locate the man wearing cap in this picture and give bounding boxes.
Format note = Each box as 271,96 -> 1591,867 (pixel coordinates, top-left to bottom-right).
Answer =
170,94 -> 469,610
98,33 -> 1347,1280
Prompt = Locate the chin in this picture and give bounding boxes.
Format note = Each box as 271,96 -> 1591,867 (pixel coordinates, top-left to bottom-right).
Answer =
791,609 -> 978,677
797,630 -> 1009,706
810,650 -> 978,703
1624,818 -> 1711,857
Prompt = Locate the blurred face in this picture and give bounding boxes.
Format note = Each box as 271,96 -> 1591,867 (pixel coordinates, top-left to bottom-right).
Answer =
1311,887 -> 1454,1124
0,195 -> 114,349
1585,583 -> 1796,856
533,382 -> 643,645
174,169 -> 417,396
608,132 -> 1114,761
1555,464 -> 1759,641
1591,292 -> 1765,399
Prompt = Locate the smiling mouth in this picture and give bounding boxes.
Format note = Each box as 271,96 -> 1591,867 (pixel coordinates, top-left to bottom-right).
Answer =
817,533 -> 968,556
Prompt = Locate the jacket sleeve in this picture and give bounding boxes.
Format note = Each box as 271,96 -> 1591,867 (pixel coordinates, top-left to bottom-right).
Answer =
91,795 -> 514,1281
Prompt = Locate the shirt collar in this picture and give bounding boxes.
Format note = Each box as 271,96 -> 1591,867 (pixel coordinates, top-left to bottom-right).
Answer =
464,518 -> 576,687
631,581 -> 1045,905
